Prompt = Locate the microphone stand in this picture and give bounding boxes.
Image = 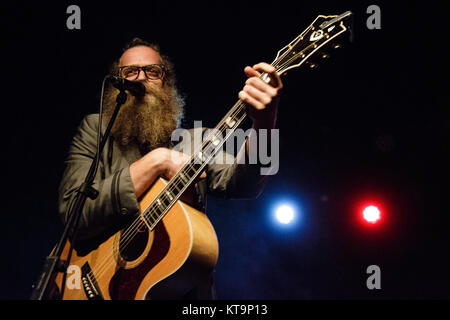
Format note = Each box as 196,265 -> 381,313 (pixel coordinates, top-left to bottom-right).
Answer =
30,84 -> 128,300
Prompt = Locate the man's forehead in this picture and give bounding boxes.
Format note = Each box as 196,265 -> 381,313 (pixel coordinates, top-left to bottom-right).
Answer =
119,46 -> 162,66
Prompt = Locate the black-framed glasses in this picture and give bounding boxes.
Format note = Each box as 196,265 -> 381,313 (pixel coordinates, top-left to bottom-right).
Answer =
118,64 -> 166,80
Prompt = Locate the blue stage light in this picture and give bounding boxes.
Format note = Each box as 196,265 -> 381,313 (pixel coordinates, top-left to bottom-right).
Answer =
267,198 -> 302,232
275,205 -> 295,224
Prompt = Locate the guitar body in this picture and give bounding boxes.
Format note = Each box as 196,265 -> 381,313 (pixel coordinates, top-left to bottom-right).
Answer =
53,178 -> 219,300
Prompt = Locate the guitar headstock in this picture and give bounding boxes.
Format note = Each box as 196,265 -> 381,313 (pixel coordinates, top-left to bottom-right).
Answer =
271,11 -> 353,76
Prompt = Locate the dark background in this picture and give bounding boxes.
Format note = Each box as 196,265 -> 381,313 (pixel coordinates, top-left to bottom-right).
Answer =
1,0 -> 449,300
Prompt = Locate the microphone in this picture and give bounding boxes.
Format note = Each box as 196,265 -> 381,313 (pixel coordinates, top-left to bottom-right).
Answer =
107,75 -> 146,97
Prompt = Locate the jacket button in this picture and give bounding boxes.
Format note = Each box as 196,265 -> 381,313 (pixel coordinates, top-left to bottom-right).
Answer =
120,207 -> 129,215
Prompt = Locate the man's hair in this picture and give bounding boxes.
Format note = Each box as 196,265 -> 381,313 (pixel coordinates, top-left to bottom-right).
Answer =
110,37 -> 176,87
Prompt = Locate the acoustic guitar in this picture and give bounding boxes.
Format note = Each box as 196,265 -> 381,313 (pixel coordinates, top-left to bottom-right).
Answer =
52,11 -> 353,300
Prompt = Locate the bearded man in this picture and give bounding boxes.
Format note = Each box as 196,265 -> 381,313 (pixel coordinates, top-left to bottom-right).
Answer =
58,38 -> 282,299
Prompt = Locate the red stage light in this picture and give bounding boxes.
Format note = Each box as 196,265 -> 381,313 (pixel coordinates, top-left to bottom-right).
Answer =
363,205 -> 381,224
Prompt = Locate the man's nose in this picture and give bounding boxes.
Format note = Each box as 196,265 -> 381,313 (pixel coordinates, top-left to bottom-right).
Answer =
136,69 -> 147,81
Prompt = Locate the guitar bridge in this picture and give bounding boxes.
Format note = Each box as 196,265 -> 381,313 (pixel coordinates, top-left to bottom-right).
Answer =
81,263 -> 103,300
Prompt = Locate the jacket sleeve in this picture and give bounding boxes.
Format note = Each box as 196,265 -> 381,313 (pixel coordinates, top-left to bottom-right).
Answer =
58,114 -> 140,242
206,129 -> 269,199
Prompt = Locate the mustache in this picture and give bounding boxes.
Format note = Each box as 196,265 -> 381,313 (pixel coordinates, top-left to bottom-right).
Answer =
139,81 -> 162,95
105,81 -> 168,113
133,81 -> 170,104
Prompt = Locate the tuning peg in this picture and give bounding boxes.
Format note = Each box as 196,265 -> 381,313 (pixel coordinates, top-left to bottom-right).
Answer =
320,53 -> 330,59
332,43 -> 341,49
308,62 -> 318,69
304,61 -> 318,69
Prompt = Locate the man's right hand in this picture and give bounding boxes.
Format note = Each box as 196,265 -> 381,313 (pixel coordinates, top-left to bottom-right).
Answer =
130,147 -> 206,198
152,147 -> 192,180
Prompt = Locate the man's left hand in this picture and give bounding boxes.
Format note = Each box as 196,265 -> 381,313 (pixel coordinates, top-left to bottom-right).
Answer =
238,62 -> 283,129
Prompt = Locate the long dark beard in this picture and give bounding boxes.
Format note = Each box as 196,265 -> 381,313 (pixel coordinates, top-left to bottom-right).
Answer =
102,81 -> 184,155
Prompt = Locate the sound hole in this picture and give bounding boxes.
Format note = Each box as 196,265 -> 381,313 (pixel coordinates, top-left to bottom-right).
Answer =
119,225 -> 149,262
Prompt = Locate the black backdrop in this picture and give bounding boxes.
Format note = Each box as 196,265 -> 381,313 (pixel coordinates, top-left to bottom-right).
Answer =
1,0 -> 449,300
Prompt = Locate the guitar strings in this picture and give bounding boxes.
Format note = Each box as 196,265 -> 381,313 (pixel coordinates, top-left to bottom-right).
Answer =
87,110 -> 249,283
85,46 -> 298,283
117,99 -> 247,244
85,46 -> 298,284
86,100 -> 249,282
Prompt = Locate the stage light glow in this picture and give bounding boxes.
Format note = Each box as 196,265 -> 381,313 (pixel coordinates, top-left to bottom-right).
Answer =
275,205 -> 295,224
363,205 -> 381,223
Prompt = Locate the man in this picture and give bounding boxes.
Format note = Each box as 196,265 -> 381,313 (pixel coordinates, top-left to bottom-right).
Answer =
58,38 -> 282,299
